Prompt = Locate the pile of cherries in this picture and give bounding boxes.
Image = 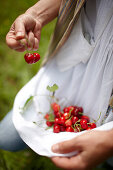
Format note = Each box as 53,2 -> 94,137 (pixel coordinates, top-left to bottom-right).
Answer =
44,103 -> 96,133
24,53 -> 40,64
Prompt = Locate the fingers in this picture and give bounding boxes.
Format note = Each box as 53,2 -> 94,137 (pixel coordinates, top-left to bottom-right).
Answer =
52,137 -> 81,154
6,21 -> 25,50
27,31 -> 34,50
34,38 -> 39,51
6,34 -> 23,50
6,14 -> 41,51
15,17 -> 26,40
34,21 -> 42,41
27,32 -> 39,51
51,155 -> 84,170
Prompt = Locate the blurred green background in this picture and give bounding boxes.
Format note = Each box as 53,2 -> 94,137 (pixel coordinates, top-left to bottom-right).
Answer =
0,0 -> 112,170
0,0 -> 61,169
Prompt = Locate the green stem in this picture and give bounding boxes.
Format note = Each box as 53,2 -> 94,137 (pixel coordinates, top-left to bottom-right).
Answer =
19,39 -> 28,52
89,112 -> 101,124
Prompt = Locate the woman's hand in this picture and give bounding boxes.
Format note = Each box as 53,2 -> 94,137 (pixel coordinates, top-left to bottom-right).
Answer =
51,130 -> 113,170
6,0 -> 61,52
6,13 -> 42,52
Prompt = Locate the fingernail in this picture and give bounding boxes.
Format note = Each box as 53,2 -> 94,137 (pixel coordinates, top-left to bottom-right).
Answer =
52,144 -> 59,153
16,32 -> 24,37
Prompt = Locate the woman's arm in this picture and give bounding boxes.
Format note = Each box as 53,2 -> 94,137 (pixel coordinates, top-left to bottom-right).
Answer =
51,129 -> 113,169
6,0 -> 61,51
26,0 -> 61,27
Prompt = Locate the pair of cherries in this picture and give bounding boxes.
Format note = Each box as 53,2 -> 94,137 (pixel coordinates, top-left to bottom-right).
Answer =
24,53 -> 40,64
44,103 -> 96,133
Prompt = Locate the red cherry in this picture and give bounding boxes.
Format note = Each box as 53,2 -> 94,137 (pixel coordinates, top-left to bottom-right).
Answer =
72,107 -> 80,117
60,126 -> 66,132
86,127 -> 93,130
63,112 -> 70,119
81,115 -> 90,122
54,112 -> 62,118
80,119 -> 88,129
54,118 -> 60,124
66,126 -> 74,132
59,117 -> 66,125
67,106 -> 75,114
65,119 -> 72,127
78,107 -> 83,113
74,126 -> 81,132
53,124 -> 60,133
63,107 -> 70,113
24,53 -> 34,64
33,53 -> 40,63
90,123 -> 96,129
51,103 -> 60,113
44,113 -> 49,120
72,116 -> 79,124
46,121 -> 53,127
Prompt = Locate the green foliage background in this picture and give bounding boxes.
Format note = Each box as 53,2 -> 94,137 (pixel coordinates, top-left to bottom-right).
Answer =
0,0 -> 61,169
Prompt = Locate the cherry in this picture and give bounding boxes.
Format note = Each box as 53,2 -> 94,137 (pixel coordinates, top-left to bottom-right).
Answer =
63,107 -> 70,113
33,53 -> 40,63
51,103 -> 60,113
67,106 -> 75,114
24,53 -> 34,64
81,115 -> 90,122
24,53 -> 40,64
86,127 -> 93,130
90,123 -> 96,129
46,121 -> 53,127
66,126 -> 74,132
74,126 -> 81,132
60,126 -> 66,132
65,119 -> 72,127
54,111 -> 62,118
72,116 -> 79,124
54,118 -> 60,124
53,124 -> 60,133
72,107 -> 80,117
59,116 -> 66,125
44,113 -> 49,121
63,112 -> 70,119
80,119 -> 88,129
78,107 -> 83,113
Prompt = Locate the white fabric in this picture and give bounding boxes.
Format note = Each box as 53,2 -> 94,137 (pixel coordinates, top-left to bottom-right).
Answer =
56,10 -> 94,72
13,0 -> 113,157
56,0 -> 113,72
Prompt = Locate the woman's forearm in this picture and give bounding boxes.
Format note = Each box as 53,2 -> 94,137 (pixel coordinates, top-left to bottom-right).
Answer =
108,129 -> 113,154
26,0 -> 61,27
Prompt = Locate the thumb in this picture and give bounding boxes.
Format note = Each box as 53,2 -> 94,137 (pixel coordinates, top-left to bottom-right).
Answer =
15,18 -> 26,40
52,137 -> 81,154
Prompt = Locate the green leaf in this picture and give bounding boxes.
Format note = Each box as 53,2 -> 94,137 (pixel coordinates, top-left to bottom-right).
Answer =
47,84 -> 59,92
48,113 -> 55,122
33,121 -> 37,124
23,96 -> 34,110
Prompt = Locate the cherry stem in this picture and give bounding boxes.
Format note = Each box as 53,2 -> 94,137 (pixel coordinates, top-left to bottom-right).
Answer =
19,37 -> 34,53
68,108 -> 73,117
78,112 -> 83,115
88,112 -> 101,124
19,39 -> 28,52
69,116 -> 73,120
48,119 -> 54,122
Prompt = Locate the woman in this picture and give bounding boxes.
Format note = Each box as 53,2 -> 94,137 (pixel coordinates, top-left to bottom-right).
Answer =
1,0 -> 113,169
